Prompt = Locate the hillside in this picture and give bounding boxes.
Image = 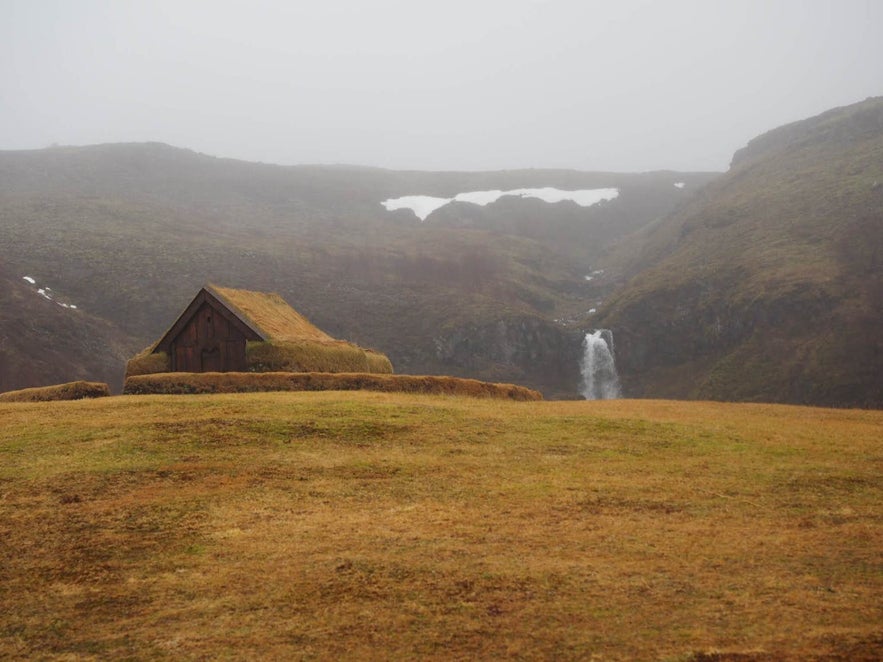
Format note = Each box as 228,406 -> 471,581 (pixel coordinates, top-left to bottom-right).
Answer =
0,143 -> 714,396
1,393 -> 881,659
0,264 -> 133,392
596,97 -> 883,407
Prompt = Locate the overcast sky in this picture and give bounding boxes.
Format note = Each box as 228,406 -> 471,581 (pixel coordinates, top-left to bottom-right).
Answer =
2,0 -> 881,172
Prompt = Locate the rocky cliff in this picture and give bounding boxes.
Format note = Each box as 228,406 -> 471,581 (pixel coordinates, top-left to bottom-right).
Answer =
431,315 -> 584,399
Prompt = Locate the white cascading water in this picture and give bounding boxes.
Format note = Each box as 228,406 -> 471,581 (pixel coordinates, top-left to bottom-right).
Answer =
580,330 -> 621,400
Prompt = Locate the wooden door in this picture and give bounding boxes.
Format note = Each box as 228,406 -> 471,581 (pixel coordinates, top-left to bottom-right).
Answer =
201,346 -> 222,372
170,302 -> 248,372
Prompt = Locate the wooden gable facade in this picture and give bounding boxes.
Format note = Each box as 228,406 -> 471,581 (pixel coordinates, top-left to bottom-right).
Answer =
154,288 -> 265,373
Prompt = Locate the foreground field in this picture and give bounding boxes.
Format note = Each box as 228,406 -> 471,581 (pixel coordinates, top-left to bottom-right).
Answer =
1,393 -> 881,660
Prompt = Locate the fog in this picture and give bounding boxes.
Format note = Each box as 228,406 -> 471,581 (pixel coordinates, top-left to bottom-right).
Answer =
2,0 -> 881,172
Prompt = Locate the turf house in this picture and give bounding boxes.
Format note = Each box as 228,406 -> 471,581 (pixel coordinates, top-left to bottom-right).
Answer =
125,285 -> 393,377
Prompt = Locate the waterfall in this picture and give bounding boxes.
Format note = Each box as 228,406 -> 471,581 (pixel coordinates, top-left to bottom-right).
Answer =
580,330 -> 621,400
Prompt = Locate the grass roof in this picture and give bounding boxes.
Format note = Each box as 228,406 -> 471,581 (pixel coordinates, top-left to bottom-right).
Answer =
207,285 -> 333,343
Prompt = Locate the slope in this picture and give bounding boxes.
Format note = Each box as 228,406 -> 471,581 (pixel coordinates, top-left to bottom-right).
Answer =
0,265 -> 134,392
596,97 -> 883,407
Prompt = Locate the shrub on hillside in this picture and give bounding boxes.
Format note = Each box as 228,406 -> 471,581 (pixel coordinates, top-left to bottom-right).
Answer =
123,372 -> 541,401
0,381 -> 111,402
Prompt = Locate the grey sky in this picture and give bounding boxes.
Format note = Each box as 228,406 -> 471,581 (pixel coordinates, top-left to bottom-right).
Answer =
2,0 -> 881,172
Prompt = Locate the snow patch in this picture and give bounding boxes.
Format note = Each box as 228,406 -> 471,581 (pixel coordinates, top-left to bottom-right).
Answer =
510,187 -> 619,206
22,276 -> 79,310
674,182 -> 686,189
453,189 -> 506,205
382,187 -> 620,221
381,195 -> 451,222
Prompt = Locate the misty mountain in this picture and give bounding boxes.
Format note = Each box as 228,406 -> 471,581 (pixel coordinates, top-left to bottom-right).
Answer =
596,97 -> 883,407
0,144 -> 710,396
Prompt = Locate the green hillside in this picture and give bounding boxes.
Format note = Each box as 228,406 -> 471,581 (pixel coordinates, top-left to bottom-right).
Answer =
597,97 -> 883,407
1,392 -> 881,659
0,143 -> 712,396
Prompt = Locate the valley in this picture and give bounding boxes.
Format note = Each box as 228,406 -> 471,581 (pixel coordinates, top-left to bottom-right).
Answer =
0,142 -> 711,397
1,97 -> 881,406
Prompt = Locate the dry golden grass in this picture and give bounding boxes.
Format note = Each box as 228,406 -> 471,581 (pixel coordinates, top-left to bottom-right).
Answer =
365,349 -> 394,374
0,380 -> 110,402
122,371 -> 541,400
210,284 -> 333,342
0,393 -> 880,660
246,340 -> 394,374
124,349 -> 171,378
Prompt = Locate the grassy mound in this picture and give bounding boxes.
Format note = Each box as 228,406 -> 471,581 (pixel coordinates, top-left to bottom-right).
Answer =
0,380 -> 110,402
123,371 -> 541,400
124,349 -> 171,377
245,340 -> 393,374
1,393 -> 880,659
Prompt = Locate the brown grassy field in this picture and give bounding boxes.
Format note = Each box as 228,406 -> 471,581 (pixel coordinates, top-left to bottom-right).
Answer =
0,393 -> 880,660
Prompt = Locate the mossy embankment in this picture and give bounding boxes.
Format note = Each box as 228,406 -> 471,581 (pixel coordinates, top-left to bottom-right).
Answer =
125,340 -> 394,379
1,393 -> 880,660
0,380 -> 110,402
123,371 -> 540,400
